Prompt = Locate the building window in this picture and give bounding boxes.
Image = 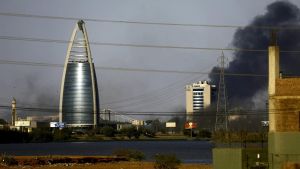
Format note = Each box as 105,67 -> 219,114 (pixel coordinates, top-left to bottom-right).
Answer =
193,89 -> 204,91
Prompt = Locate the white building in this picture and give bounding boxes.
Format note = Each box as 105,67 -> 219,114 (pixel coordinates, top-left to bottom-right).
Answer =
185,81 -> 216,122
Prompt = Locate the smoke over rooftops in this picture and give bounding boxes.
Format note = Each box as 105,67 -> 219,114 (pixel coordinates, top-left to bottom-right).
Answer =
209,1 -> 300,108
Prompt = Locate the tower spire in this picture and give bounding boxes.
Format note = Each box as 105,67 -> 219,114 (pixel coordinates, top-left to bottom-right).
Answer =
11,97 -> 17,126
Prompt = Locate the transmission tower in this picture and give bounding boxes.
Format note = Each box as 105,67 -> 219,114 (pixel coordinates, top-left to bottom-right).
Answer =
215,51 -> 228,131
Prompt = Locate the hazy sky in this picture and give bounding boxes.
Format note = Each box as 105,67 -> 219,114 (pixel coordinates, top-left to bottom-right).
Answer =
1,0 -> 300,120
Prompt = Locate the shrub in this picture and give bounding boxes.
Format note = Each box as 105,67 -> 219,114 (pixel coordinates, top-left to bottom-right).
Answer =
197,129 -> 212,138
0,130 -> 31,143
53,128 -> 72,141
120,126 -> 141,139
141,128 -> 156,138
1,154 -> 18,166
30,128 -> 53,142
154,154 -> 181,169
101,126 -> 116,137
113,148 -> 145,161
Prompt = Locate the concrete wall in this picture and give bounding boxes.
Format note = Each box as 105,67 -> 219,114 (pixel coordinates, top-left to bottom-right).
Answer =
269,97 -> 300,132
213,148 -> 243,169
213,148 -> 268,169
268,132 -> 300,169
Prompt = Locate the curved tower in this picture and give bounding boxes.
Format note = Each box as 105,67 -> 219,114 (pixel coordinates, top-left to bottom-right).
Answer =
59,20 -> 99,127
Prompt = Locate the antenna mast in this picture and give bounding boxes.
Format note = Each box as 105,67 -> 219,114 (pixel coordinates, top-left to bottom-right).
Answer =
215,51 -> 228,131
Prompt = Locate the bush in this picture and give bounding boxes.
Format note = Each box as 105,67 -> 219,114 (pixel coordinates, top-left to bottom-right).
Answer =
101,126 -> 116,137
0,130 -> 31,143
30,128 -> 53,142
197,129 -> 212,138
120,126 -> 141,139
113,148 -> 145,161
86,129 -> 97,137
53,128 -> 72,141
154,154 -> 181,169
1,154 -> 18,166
0,119 -> 7,125
141,128 -> 156,138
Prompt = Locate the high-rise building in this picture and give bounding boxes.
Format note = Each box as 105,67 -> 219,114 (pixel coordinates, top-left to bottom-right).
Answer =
185,81 -> 215,122
59,20 -> 99,128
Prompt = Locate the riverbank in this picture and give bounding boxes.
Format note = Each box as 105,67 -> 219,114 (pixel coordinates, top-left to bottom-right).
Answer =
0,161 -> 212,169
0,141 -> 213,163
72,134 -> 209,142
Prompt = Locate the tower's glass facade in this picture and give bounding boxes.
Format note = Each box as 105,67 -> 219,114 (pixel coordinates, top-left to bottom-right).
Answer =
59,20 -> 99,127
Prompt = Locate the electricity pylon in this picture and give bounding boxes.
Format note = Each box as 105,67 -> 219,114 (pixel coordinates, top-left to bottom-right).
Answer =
215,51 -> 228,131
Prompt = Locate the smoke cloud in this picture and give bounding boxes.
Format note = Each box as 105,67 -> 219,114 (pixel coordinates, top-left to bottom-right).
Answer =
209,1 -> 300,108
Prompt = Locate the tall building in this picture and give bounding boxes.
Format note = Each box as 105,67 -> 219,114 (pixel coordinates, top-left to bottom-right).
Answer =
59,20 -> 99,128
185,81 -> 215,122
11,98 -> 17,126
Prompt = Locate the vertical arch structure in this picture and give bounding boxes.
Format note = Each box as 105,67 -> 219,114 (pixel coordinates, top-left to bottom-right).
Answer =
59,20 -> 99,127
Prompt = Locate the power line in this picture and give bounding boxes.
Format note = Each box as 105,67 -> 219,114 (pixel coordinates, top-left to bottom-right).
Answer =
0,35 -> 268,52
102,74 -> 204,106
103,72 -> 207,104
1,12 -> 300,30
2,35 -> 300,53
0,105 -> 298,116
0,59 -> 267,77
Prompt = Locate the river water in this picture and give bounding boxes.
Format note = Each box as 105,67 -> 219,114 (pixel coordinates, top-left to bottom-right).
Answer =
0,141 -> 213,163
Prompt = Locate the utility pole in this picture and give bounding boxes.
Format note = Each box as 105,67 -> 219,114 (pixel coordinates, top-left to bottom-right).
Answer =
215,51 -> 228,131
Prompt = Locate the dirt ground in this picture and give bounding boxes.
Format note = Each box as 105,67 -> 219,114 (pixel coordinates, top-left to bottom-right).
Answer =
0,162 -> 212,169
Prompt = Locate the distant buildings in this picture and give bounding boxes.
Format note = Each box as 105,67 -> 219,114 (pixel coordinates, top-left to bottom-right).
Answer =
59,20 -> 100,128
185,81 -> 216,122
9,98 -> 37,132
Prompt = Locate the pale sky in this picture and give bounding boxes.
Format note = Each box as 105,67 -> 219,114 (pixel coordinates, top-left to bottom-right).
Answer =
0,0 -> 299,120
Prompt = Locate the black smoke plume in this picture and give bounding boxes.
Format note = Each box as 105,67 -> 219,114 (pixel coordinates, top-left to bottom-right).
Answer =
209,1 -> 300,108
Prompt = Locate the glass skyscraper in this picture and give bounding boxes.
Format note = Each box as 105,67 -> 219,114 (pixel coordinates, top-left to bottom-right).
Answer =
59,20 -> 99,127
